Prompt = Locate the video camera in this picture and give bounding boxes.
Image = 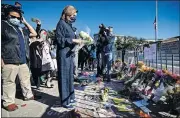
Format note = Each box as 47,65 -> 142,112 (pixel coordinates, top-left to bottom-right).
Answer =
97,24 -> 112,48
98,24 -> 110,37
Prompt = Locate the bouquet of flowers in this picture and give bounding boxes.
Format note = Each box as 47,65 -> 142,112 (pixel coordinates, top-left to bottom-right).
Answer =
31,18 -> 41,24
162,69 -> 171,76
79,31 -> 93,45
137,61 -> 144,68
140,65 -> 148,72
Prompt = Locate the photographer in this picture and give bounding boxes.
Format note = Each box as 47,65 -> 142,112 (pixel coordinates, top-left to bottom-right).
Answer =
96,24 -> 114,82
1,5 -> 37,111
96,24 -> 106,77
102,26 -> 114,82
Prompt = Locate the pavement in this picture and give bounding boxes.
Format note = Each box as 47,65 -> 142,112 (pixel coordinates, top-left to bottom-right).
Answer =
2,79 -> 64,118
1,76 -> 133,118
2,71 -> 178,118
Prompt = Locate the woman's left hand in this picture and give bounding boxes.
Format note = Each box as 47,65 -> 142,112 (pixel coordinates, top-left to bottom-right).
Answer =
21,17 -> 27,24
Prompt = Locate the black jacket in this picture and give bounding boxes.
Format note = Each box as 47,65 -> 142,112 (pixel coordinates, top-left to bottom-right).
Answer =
29,41 -> 42,68
1,20 -> 30,64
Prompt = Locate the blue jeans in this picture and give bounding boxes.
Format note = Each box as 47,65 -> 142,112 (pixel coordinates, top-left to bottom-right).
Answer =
103,53 -> 112,81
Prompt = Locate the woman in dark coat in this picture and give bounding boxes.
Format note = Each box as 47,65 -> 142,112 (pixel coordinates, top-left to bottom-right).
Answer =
55,5 -> 82,108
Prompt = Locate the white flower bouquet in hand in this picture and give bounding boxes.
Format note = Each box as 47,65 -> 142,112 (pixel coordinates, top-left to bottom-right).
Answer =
79,31 -> 93,45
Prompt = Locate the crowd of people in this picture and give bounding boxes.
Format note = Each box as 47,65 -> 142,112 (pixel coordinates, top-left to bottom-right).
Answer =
1,2 -> 115,111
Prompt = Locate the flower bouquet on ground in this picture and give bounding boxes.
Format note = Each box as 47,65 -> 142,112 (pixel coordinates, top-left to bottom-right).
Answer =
137,61 -> 145,68
162,69 -> 171,76
139,65 -> 149,73
175,76 -> 180,93
79,31 -> 94,45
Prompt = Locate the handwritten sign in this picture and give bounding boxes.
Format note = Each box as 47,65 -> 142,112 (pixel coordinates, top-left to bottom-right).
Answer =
144,44 -> 157,60
161,41 -> 179,54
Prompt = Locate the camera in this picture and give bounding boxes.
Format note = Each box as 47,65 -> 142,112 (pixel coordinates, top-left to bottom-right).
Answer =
97,24 -> 112,48
99,24 -> 110,37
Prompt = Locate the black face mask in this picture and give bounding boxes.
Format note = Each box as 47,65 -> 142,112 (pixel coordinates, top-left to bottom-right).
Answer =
70,17 -> 76,23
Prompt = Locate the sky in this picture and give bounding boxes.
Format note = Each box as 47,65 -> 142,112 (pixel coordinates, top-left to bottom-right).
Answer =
2,0 -> 180,39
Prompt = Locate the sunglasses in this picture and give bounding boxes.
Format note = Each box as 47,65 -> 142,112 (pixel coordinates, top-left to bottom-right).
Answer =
9,15 -> 21,20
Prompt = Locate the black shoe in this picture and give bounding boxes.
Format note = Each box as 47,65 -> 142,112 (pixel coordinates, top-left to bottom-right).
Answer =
40,81 -> 45,85
34,95 -> 42,100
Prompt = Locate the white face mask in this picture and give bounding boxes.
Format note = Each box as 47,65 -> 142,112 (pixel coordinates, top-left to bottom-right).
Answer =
40,34 -> 47,40
9,18 -> 20,26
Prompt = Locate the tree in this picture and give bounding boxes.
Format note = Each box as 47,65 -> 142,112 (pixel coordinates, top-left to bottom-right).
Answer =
47,30 -> 55,40
114,35 -> 149,63
115,36 -> 135,62
47,30 -> 55,44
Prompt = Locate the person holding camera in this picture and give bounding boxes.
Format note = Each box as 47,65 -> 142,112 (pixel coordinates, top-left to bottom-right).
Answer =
97,24 -> 114,82
102,26 -> 114,82
1,5 -> 37,111
96,24 -> 107,77
55,5 -> 82,108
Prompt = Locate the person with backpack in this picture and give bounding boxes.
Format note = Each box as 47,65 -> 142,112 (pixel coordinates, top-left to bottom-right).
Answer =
29,19 -> 43,90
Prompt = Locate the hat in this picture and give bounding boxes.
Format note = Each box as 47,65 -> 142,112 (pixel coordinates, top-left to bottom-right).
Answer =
7,5 -> 24,14
15,2 -> 22,8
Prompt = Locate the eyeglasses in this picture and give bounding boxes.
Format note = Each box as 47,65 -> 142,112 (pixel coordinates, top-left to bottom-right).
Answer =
9,15 -> 21,20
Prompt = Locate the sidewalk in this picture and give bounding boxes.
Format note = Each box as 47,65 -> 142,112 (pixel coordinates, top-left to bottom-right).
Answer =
2,73 -> 171,118
1,77 -> 130,118
2,79 -> 64,118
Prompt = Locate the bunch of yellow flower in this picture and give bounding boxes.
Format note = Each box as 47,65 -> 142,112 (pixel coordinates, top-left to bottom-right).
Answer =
162,69 -> 171,76
140,65 -> 148,72
151,68 -> 156,72
137,61 -> 144,68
